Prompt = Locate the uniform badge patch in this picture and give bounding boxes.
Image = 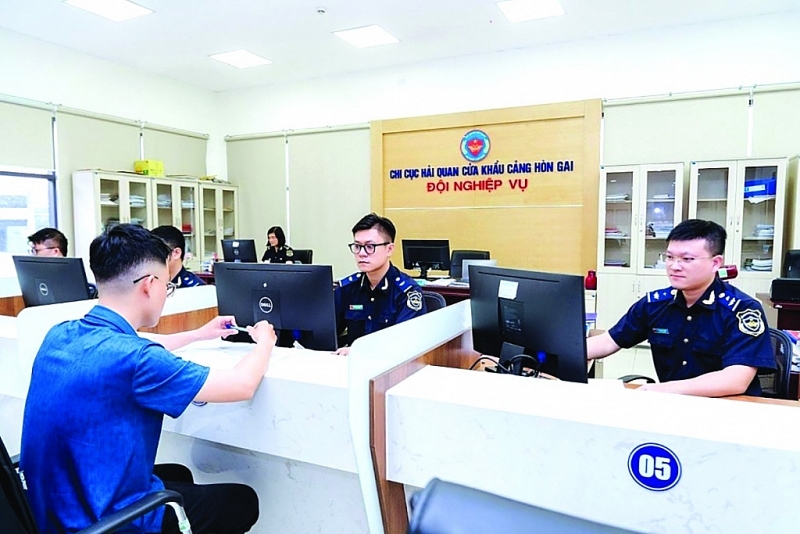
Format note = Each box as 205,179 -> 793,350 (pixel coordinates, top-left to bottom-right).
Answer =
407,290 -> 423,311
286,249 -> 293,257
736,309 -> 765,337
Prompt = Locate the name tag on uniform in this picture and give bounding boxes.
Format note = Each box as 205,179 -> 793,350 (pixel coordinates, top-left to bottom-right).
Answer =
349,305 -> 364,311
652,328 -> 669,334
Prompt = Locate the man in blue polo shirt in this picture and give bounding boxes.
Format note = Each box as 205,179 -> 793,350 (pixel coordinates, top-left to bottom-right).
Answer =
20,224 -> 276,533
587,219 -> 775,397
334,213 -> 426,355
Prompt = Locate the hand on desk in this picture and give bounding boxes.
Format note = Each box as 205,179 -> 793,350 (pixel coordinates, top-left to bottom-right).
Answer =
334,347 -> 351,356
248,321 -> 277,348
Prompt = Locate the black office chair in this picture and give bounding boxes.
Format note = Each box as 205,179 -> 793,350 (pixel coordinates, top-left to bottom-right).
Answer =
449,250 -> 490,279
408,478 -> 635,533
291,249 -> 313,264
422,291 -> 446,312
758,327 -> 793,399
0,434 -> 190,534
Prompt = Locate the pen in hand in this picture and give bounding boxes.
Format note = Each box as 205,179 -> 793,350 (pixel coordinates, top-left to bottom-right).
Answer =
225,323 -> 249,333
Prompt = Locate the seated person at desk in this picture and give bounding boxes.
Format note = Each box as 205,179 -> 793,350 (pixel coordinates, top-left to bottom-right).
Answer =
20,224 -> 276,534
29,226 -> 98,298
151,225 -> 205,288
28,227 -> 68,257
587,219 -> 774,397
334,213 -> 426,355
261,225 -> 294,263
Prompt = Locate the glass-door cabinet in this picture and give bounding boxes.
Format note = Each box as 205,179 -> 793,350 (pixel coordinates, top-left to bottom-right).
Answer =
152,179 -> 200,269
199,183 -> 239,263
598,163 -> 684,275
689,158 -> 786,291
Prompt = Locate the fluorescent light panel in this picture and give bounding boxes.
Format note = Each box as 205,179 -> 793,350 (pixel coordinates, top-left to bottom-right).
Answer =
496,0 -> 565,23
64,0 -> 153,22
209,50 -> 272,69
334,25 -> 399,49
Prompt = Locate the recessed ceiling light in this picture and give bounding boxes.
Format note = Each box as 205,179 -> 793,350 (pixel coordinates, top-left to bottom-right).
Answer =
496,0 -> 565,23
333,25 -> 399,49
209,50 -> 273,69
64,0 -> 153,22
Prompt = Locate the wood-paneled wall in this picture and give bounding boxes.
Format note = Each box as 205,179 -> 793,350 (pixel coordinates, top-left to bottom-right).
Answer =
371,100 -> 602,276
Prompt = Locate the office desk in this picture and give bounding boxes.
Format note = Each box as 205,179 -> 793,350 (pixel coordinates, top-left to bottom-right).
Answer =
195,271 -> 216,285
421,283 -> 470,305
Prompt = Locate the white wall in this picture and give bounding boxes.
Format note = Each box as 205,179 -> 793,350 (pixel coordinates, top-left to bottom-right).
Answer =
213,11 -> 800,167
0,27 -> 220,171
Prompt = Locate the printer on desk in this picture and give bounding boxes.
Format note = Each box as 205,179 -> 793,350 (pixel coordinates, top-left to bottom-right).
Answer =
771,250 -> 800,302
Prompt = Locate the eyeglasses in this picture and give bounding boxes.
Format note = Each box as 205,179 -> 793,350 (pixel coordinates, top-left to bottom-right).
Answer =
29,246 -> 58,255
132,274 -> 176,297
348,242 -> 390,255
663,253 -> 714,265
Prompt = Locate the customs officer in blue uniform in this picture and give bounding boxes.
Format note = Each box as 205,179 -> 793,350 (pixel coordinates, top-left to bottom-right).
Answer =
334,213 -> 426,355
151,225 -> 205,288
588,219 -> 775,397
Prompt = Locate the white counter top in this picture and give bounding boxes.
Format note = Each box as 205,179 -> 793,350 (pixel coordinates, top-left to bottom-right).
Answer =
165,339 -> 355,473
386,365 -> 800,533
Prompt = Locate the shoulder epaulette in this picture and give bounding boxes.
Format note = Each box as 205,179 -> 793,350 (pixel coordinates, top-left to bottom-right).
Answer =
646,287 -> 676,304
338,273 -> 362,288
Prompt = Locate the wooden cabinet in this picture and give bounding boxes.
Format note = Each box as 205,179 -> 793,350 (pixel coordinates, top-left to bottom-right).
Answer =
72,170 -> 154,263
689,158 -> 787,296
199,183 -> 239,263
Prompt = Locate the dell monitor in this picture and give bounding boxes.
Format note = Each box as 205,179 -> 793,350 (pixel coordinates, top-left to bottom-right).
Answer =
402,239 -> 450,279
469,266 -> 588,384
13,256 -> 92,307
221,239 -> 258,263
214,262 -> 337,351
783,250 -> 800,278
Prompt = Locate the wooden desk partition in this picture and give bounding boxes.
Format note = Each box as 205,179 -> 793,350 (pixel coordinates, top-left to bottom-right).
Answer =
369,333 -> 479,534
139,307 -> 218,335
0,296 -> 24,317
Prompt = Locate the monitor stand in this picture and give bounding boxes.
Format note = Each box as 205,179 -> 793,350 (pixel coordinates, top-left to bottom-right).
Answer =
417,265 -> 431,279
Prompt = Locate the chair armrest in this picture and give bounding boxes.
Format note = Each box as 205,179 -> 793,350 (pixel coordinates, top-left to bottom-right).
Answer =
77,490 -> 184,534
619,374 -> 656,384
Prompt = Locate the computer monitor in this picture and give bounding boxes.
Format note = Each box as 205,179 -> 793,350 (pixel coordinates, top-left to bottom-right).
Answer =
783,250 -> 800,278
221,239 -> 258,263
469,266 -> 588,384
13,256 -> 91,307
461,259 -> 498,282
214,262 -> 337,351
449,250 -> 491,279
402,239 -> 450,279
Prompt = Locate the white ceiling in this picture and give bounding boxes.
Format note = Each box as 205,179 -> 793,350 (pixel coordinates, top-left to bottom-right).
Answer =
2,0 -> 799,93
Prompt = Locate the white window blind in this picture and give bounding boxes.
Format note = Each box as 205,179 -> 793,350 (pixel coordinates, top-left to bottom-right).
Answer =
0,102 -> 53,169
143,128 -> 207,177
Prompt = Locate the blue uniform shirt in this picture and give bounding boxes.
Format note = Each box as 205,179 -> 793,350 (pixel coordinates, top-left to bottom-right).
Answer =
173,265 -> 205,288
20,305 -> 209,534
334,263 -> 427,346
608,277 -> 775,396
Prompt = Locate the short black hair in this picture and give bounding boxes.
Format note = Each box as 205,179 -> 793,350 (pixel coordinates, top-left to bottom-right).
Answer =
90,224 -> 172,284
28,227 -> 68,256
267,226 -> 287,248
151,225 -> 187,260
666,219 -> 726,257
351,213 -> 396,243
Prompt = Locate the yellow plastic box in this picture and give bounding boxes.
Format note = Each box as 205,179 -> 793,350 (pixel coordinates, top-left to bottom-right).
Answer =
134,160 -> 165,177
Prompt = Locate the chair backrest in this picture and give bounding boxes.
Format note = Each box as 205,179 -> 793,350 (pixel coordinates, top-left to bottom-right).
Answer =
422,291 -> 446,312
0,435 -> 37,534
759,328 -> 793,399
292,249 -> 313,264
449,250 -> 490,279
408,478 -> 635,534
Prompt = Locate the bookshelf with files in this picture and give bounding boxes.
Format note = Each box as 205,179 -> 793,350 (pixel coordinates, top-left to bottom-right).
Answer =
596,163 -> 684,330
153,178 -> 201,271
199,182 -> 239,267
689,158 -> 788,297
73,170 -> 154,268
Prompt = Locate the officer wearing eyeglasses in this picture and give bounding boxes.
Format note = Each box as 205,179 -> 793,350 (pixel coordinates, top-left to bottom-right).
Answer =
28,227 -> 98,298
587,219 -> 775,397
334,213 -> 427,355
